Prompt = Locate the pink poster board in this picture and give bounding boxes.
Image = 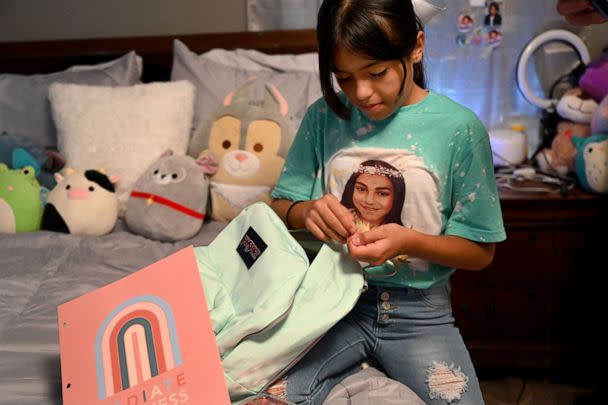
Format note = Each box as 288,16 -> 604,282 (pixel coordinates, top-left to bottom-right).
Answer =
58,245 -> 230,405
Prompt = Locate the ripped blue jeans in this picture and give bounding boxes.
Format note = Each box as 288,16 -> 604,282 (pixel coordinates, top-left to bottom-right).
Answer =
283,284 -> 484,404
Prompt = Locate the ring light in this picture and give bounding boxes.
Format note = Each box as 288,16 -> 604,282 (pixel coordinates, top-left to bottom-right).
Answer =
516,29 -> 590,110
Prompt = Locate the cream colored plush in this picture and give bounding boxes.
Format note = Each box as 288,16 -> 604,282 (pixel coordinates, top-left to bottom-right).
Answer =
49,81 -> 195,214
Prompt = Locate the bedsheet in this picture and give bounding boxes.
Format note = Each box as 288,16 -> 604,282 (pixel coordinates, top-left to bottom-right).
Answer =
0,220 -> 226,405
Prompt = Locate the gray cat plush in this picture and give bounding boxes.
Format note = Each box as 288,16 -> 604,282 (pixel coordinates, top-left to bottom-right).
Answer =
125,151 -> 210,241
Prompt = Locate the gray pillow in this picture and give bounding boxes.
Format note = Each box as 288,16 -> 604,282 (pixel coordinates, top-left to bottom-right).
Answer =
170,39 -> 322,144
0,51 -> 142,150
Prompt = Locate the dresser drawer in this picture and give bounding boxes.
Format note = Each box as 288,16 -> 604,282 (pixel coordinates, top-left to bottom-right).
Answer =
452,285 -> 549,340
487,228 -> 558,284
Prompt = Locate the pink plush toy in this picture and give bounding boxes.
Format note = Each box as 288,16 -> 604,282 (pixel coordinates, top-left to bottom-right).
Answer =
580,53 -> 608,103
591,94 -> 608,134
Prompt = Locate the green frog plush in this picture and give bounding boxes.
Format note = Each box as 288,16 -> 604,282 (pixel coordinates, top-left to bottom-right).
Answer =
0,163 -> 43,233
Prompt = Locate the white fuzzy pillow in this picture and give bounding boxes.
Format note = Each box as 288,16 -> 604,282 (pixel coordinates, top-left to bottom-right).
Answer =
49,81 -> 195,214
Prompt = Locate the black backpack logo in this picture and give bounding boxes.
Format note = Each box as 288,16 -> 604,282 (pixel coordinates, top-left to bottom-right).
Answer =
237,227 -> 267,269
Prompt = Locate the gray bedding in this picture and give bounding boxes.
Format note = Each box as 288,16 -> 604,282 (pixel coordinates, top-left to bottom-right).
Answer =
0,220 -> 421,405
0,220 -> 227,405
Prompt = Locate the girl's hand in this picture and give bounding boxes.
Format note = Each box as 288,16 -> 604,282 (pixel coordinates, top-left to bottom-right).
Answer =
304,194 -> 357,243
557,0 -> 607,25
347,223 -> 412,265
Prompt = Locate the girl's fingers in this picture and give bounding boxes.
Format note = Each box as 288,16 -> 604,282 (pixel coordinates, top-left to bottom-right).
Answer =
353,227 -> 383,245
557,0 -> 592,14
307,221 -> 330,242
347,237 -> 379,262
557,0 -> 606,25
325,197 -> 358,235
307,209 -> 346,243
317,203 -> 350,241
303,194 -> 357,243
567,10 -> 606,25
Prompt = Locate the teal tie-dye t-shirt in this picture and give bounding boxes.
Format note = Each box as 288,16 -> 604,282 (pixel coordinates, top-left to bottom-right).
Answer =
272,91 -> 506,289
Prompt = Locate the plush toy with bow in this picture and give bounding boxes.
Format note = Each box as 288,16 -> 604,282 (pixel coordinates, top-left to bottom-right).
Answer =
41,168 -> 120,235
125,151 -> 210,241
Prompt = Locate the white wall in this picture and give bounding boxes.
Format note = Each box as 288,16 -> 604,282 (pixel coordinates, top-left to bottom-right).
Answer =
1,0 -> 606,61
0,0 -> 248,42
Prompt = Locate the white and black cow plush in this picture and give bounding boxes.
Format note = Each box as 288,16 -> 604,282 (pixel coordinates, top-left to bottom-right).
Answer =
41,168 -> 119,236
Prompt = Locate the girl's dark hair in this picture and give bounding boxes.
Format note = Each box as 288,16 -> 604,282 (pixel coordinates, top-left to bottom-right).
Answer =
340,159 -> 405,226
317,0 -> 426,119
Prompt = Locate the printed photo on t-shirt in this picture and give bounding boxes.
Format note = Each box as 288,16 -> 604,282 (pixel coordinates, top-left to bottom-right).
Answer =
340,159 -> 406,231
325,147 -> 443,272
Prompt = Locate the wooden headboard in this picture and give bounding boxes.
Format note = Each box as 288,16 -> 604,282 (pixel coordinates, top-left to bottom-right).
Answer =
0,29 -> 318,82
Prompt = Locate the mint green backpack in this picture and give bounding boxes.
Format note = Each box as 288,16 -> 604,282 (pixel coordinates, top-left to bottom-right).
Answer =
195,202 -> 365,403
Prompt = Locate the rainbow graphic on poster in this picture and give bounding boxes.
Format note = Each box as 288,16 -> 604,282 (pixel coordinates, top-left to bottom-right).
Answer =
95,295 -> 182,399
58,246 -> 230,405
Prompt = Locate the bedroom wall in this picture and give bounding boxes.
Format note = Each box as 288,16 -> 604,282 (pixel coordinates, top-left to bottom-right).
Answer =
1,0 -> 607,57
0,0 -> 247,42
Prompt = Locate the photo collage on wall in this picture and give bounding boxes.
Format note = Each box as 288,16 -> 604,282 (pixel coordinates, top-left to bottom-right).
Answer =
456,0 -> 504,49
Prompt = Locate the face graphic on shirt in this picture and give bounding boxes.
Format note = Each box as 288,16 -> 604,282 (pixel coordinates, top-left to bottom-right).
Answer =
352,173 -> 395,228
340,159 -> 406,229
328,148 -> 442,272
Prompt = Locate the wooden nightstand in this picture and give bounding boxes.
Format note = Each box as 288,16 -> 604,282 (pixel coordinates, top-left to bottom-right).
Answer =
450,186 -> 607,384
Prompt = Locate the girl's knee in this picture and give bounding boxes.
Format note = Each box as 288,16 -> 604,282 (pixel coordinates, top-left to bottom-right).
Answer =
266,378 -> 287,400
425,360 -> 483,404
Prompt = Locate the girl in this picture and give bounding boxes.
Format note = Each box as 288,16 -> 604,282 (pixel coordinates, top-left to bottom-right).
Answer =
270,0 -> 506,403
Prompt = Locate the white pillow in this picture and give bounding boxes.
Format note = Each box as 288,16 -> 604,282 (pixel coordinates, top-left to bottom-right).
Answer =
49,81 -> 195,214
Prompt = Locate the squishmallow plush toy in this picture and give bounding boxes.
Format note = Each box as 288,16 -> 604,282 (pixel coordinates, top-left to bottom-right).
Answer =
188,77 -> 295,222
41,168 -> 119,235
572,134 -> 608,194
0,164 -> 43,233
556,87 -> 598,124
569,95 -> 608,194
0,131 -> 65,189
535,120 -> 591,177
125,151 -> 210,241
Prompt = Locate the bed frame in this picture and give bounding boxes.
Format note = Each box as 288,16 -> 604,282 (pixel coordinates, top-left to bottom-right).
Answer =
0,29 -> 318,82
3,29 -> 608,388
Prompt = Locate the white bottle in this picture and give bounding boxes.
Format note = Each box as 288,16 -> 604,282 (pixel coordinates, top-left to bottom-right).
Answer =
488,124 -> 528,167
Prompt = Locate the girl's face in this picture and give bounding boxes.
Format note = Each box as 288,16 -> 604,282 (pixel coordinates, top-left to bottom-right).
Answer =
352,173 -> 395,227
331,32 -> 426,120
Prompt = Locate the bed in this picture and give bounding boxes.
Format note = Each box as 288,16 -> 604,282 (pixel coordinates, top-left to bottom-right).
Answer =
0,30 -> 426,405
0,29 -> 320,405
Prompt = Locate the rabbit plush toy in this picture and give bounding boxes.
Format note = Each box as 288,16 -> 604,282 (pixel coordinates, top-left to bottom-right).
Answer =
188,78 -> 295,222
